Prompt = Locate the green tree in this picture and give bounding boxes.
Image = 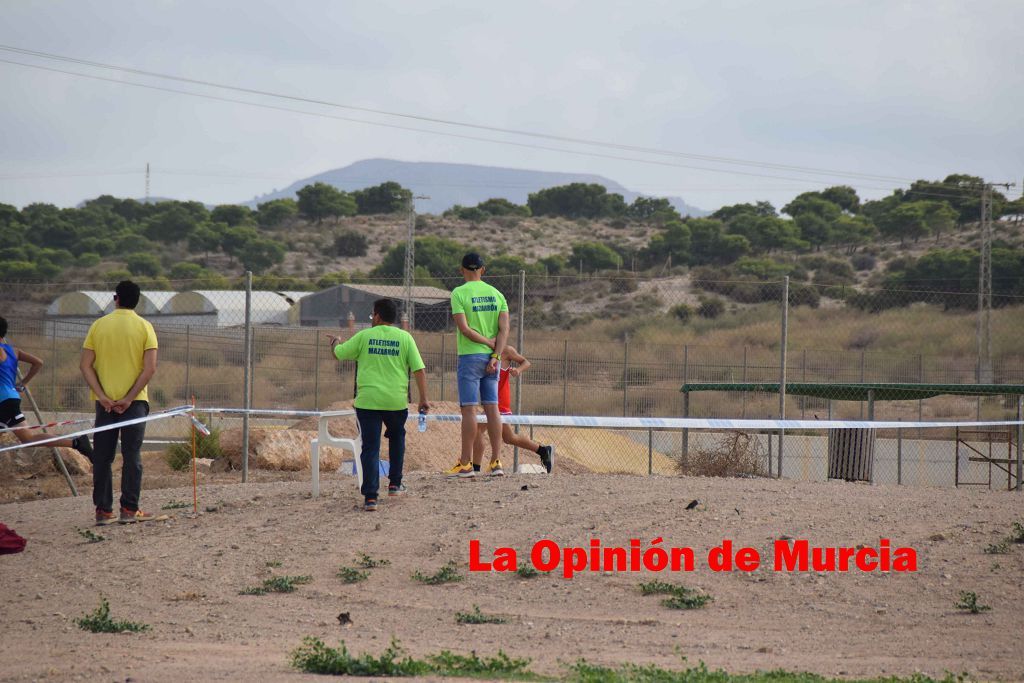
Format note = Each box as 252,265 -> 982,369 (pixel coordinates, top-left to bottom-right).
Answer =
528,183 -> 627,219
643,220 -> 691,267
145,204 -> 199,243
688,218 -> 750,265
627,197 -> 681,223
475,198 -> 530,217
335,230 -> 368,257
726,214 -> 805,252
821,185 -> 861,213
188,224 -> 223,258
210,204 -> 253,227
126,253 -> 162,277
922,201 -> 957,240
877,201 -> 928,245
353,181 -> 412,215
256,198 -> 298,228
239,238 -> 286,273
296,182 -> 357,222
372,236 -> 468,279
711,201 -> 776,222
569,242 -> 623,272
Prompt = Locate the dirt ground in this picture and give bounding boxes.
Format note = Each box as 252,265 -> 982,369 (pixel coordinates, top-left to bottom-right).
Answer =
2,463 -> 1023,683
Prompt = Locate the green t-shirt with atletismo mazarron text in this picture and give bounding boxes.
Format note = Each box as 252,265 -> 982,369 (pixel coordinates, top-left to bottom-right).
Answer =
333,324 -> 425,410
450,280 -> 508,355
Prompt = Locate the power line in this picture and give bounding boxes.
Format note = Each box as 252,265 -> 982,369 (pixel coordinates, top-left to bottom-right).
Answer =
0,44 -> 946,185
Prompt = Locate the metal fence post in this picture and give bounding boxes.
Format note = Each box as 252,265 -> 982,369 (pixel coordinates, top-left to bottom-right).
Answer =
741,346 -> 748,418
561,339 -> 568,414
513,270 -> 525,472
1017,395 -> 1022,493
439,334 -> 446,403
778,276 -> 789,479
622,336 -> 629,417
860,350 -> 866,419
682,345 -> 689,468
897,418 -> 903,486
49,320 -> 57,413
313,327 -> 320,411
242,271 -> 252,483
184,325 -> 191,400
648,429 -> 653,476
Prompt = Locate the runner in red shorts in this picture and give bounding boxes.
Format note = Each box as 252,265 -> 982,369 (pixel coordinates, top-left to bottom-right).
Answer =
471,345 -> 553,474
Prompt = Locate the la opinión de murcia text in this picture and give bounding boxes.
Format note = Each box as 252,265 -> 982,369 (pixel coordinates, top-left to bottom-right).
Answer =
469,538 -> 918,579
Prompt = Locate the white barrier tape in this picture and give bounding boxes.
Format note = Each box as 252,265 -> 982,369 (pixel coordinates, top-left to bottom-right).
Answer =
0,406 -> 194,454
193,408 -> 354,418
0,415 -> 95,435
413,413 -> 1024,431
190,416 -> 211,436
186,406 -> 1024,431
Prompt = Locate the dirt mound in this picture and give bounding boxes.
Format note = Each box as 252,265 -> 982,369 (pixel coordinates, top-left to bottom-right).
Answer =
219,427 -> 345,471
0,432 -> 91,479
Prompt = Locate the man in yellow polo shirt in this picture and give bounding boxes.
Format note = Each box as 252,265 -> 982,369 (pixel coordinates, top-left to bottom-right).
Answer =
80,280 -> 159,526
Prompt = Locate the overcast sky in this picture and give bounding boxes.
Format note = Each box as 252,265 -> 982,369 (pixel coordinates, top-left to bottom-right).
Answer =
1,0 -> 1021,213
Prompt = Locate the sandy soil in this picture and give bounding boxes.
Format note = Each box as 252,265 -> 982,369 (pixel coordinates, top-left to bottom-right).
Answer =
2,467 -> 1023,682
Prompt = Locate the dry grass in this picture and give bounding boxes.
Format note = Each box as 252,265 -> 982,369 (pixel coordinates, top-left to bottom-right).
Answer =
677,432 -> 768,478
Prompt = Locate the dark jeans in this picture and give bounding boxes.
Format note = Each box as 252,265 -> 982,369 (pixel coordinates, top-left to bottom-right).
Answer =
92,401 -> 149,513
356,407 -> 407,501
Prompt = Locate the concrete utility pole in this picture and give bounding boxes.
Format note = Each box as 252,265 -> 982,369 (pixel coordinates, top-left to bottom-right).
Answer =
402,194 -> 430,330
976,181 -> 1016,384
145,162 -> 150,203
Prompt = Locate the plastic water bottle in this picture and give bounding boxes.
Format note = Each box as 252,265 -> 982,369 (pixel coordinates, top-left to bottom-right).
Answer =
418,411 -> 427,432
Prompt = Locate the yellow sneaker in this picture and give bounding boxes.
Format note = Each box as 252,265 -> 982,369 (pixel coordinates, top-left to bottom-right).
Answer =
445,461 -> 475,478
488,460 -> 505,477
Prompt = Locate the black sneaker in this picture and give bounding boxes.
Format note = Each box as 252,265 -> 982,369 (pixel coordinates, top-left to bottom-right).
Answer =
537,445 -> 553,473
72,435 -> 93,462
364,499 -> 378,512
388,484 -> 408,497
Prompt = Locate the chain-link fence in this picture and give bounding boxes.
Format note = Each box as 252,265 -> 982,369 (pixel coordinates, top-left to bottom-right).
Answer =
1,272 -> 1020,489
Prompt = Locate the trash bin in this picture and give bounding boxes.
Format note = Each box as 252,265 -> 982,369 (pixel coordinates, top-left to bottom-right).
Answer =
828,428 -> 875,482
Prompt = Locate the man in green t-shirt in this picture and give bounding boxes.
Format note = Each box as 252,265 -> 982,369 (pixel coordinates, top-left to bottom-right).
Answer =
328,299 -> 429,511
446,252 -> 509,479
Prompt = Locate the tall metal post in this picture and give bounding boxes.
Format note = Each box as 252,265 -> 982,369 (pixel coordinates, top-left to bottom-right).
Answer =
403,197 -> 416,331
313,328 -> 320,411
513,270 -> 525,472
977,184 -> 993,384
439,334 -> 446,403
1016,395 -> 1022,493
741,346 -> 748,418
184,325 -> 191,399
561,339 -> 568,414
242,271 -> 252,483
778,276 -> 789,478
622,336 -> 629,417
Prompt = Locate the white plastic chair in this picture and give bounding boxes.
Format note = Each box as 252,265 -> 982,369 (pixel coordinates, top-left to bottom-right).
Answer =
309,410 -> 361,497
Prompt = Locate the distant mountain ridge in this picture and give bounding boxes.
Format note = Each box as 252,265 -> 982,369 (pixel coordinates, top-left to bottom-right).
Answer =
244,158 -> 706,216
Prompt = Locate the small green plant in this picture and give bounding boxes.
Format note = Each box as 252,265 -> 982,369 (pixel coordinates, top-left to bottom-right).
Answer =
955,591 -> 990,614
638,580 -> 680,596
984,540 -> 1011,554
289,637 -> 536,678
265,560 -> 283,568
455,605 -> 507,625
412,561 -> 464,585
356,553 -> 390,568
290,637 -> 429,676
516,564 -> 540,578
240,575 -> 312,595
1011,521 -> 1024,543
337,566 -> 370,584
164,420 -> 223,471
638,580 -> 711,610
74,597 -> 150,633
77,528 -> 105,543
662,592 -> 713,610
162,499 -> 190,510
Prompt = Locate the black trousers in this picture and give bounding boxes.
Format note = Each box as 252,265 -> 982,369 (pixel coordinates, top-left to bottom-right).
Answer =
92,401 -> 149,513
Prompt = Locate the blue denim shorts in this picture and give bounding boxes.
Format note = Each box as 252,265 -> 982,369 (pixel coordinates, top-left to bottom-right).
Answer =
457,353 -> 498,406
